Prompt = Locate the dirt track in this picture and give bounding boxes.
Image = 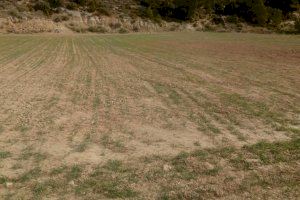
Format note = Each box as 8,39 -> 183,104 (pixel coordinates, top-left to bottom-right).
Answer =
0,32 -> 299,199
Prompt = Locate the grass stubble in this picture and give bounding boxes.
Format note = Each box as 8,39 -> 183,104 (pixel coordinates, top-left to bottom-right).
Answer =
0,32 -> 299,199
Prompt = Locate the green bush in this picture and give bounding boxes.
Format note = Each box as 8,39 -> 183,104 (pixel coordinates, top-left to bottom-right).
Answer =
88,25 -> 108,33
66,2 -> 78,10
295,19 -> 300,33
226,15 -> 239,24
119,28 -> 129,34
53,14 -> 70,22
67,22 -> 87,33
48,0 -> 64,8
8,8 -> 22,19
33,1 -> 51,15
109,22 -> 122,29
250,0 -> 268,26
267,7 -> 283,26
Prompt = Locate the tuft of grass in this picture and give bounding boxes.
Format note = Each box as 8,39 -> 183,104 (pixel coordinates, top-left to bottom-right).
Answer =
76,178 -> 138,198
75,159 -> 139,198
32,179 -> 67,198
88,25 -> 108,33
65,165 -> 83,181
193,141 -> 201,146
34,153 -> 48,163
101,134 -> 126,152
203,166 -> 222,176
50,166 -> 67,176
230,154 -> 253,170
119,28 -> 129,34
169,90 -> 181,104
104,160 -> 123,172
93,96 -> 101,109
0,176 -> 8,184
15,124 -> 30,133
44,96 -> 59,110
11,163 -> 22,170
244,139 -> 300,164
18,168 -> 41,183
18,148 -> 47,162
74,143 -> 88,153
74,133 -> 93,152
221,93 -> 286,125
196,114 -> 221,135
191,149 -> 209,160
0,151 -> 11,159
153,83 -> 166,94
171,152 -> 196,180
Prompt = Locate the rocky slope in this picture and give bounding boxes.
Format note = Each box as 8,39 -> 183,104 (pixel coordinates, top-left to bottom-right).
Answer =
0,0 -> 298,34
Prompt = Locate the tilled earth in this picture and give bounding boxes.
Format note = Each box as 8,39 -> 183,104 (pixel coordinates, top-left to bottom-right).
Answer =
0,32 -> 299,199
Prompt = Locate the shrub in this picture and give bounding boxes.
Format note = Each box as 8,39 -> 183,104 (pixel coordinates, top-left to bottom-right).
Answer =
8,8 -> 22,19
295,19 -> 300,33
109,22 -> 122,29
48,0 -> 64,8
33,1 -> 51,15
267,7 -> 283,26
67,22 -> 87,33
132,25 -> 140,32
86,0 -> 111,16
88,25 -> 108,33
97,4 -> 111,16
226,15 -> 239,24
119,28 -> 129,34
53,14 -> 70,22
250,0 -> 268,26
66,2 -> 78,10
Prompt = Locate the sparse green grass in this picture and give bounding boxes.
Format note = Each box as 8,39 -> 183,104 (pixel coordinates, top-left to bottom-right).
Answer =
18,147 -> 47,162
50,166 -> 67,176
1,138 -> 298,199
244,138 -> 300,164
65,165 -> 83,181
0,151 -> 11,159
14,124 -> 30,133
0,32 -> 299,199
18,167 -> 41,183
104,160 -> 123,172
101,134 -> 126,152
0,176 -> 8,184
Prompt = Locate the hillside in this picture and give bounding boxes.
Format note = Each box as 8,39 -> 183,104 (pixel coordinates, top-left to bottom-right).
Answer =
0,0 -> 299,34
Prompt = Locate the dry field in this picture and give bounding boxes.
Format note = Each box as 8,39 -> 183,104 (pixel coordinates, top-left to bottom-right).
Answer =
0,32 -> 299,199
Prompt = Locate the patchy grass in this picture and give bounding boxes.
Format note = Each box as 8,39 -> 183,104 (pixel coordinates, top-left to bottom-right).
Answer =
65,165 -> 83,181
0,139 -> 298,199
101,134 -> 126,153
50,166 -> 67,176
14,124 -> 30,133
18,168 -> 41,183
75,160 -> 138,198
0,151 -> 11,159
244,138 -> 300,164
0,32 -> 299,199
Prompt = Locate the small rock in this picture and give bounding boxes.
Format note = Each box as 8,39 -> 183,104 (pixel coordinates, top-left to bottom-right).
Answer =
163,164 -> 172,172
5,182 -> 13,188
68,180 -> 76,186
204,162 -> 215,170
